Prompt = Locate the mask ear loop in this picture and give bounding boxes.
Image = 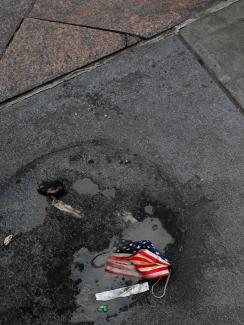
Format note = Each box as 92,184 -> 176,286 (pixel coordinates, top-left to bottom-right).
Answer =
91,251 -> 110,268
151,273 -> 171,299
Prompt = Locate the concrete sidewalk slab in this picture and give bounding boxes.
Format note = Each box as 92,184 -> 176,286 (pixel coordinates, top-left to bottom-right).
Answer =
30,0 -> 217,38
0,0 -> 35,56
181,0 -> 244,109
0,36 -> 243,324
0,18 -> 128,103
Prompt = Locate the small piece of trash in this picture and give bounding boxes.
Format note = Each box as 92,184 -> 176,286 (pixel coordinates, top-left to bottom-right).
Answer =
0,232 -> 22,249
105,240 -> 170,279
3,234 -> 14,246
97,304 -> 109,312
119,159 -> 131,165
38,180 -> 65,198
52,200 -> 82,219
95,282 -> 149,301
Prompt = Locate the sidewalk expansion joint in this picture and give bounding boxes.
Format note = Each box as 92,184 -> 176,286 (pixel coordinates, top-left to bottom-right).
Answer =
29,16 -> 146,39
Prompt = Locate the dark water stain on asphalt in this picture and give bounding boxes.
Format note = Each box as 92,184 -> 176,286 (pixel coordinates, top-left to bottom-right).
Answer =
0,140 -> 184,325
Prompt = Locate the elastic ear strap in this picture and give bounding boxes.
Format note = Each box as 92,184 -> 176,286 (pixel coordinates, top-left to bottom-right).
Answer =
91,251 -> 110,268
151,273 -> 171,299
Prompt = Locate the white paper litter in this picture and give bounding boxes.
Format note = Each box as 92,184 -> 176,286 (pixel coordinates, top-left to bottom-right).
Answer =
52,200 -> 82,218
4,234 -> 14,246
95,282 -> 149,301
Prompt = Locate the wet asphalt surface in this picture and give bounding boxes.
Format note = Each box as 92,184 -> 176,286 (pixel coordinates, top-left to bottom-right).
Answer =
0,140 -> 183,324
0,36 -> 243,324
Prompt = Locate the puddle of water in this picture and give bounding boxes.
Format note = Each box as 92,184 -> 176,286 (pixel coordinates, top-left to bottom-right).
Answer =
122,214 -> 173,250
72,178 -> 115,199
70,211 -> 174,323
71,247 -> 138,323
0,142 -> 183,325
121,211 -> 137,223
144,204 -> 153,215
73,178 -> 100,196
102,188 -> 116,199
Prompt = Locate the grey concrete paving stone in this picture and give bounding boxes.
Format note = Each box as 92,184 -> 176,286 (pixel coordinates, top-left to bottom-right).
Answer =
181,0 -> 244,109
0,35 -> 243,324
